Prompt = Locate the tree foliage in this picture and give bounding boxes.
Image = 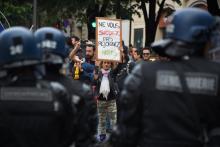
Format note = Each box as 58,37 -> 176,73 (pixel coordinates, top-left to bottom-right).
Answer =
1,0 -> 180,41
0,0 -> 32,27
31,0 -> 134,38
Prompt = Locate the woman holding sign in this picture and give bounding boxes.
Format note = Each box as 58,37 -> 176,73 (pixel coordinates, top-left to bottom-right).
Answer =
94,61 -> 119,142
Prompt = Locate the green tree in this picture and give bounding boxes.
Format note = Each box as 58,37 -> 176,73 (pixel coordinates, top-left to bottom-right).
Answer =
0,0 -> 137,39
0,0 -> 133,39
76,0 -> 134,39
37,0 -> 78,26
0,0 -> 32,27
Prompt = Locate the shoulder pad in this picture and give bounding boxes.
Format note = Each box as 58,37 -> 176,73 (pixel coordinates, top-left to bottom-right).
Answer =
0,70 -> 7,78
50,81 -> 66,92
82,83 -> 91,92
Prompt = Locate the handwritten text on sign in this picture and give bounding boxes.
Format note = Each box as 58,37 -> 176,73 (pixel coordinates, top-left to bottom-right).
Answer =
97,18 -> 121,61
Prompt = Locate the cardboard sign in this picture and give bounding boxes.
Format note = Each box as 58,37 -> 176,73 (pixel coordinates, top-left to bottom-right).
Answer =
96,18 -> 122,62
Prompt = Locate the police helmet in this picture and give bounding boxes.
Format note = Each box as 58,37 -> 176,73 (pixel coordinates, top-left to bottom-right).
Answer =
152,8 -> 214,57
34,27 -> 69,64
0,27 -> 41,69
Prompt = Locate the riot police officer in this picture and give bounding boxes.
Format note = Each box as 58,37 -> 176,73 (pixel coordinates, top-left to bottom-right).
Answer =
109,8 -> 220,147
34,27 -> 97,147
0,27 -> 76,147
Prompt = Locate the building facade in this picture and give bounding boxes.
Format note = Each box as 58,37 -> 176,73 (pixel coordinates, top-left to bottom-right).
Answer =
129,0 -> 208,48
69,0 -> 208,47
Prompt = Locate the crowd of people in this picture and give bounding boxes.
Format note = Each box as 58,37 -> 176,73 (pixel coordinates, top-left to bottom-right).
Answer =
66,33 -> 157,142
0,7 -> 220,147
66,35 -> 149,142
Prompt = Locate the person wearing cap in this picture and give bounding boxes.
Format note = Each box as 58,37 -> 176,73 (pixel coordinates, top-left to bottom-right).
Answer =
108,8 -> 220,147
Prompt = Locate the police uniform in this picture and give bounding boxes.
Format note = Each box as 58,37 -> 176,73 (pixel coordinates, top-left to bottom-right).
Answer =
110,8 -> 220,147
34,27 -> 98,147
0,72 -> 75,147
0,27 -> 76,147
44,67 -> 97,147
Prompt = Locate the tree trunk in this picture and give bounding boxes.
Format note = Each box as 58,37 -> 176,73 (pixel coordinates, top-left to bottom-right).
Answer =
207,0 -> 220,16
140,1 -> 148,47
145,0 -> 156,46
116,0 -> 121,19
100,0 -> 110,17
141,0 -> 166,47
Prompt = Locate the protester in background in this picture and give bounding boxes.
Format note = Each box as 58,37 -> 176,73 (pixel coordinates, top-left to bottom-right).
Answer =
69,42 -> 82,79
70,35 -> 80,47
142,47 -> 151,61
69,41 -> 96,85
133,48 -> 143,63
122,40 -> 128,55
112,47 -> 135,122
113,47 -> 134,92
67,35 -> 81,77
128,47 -> 137,62
128,44 -> 133,59
67,35 -> 80,52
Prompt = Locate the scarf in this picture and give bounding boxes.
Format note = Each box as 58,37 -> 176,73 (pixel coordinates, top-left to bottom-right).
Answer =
99,69 -> 111,100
